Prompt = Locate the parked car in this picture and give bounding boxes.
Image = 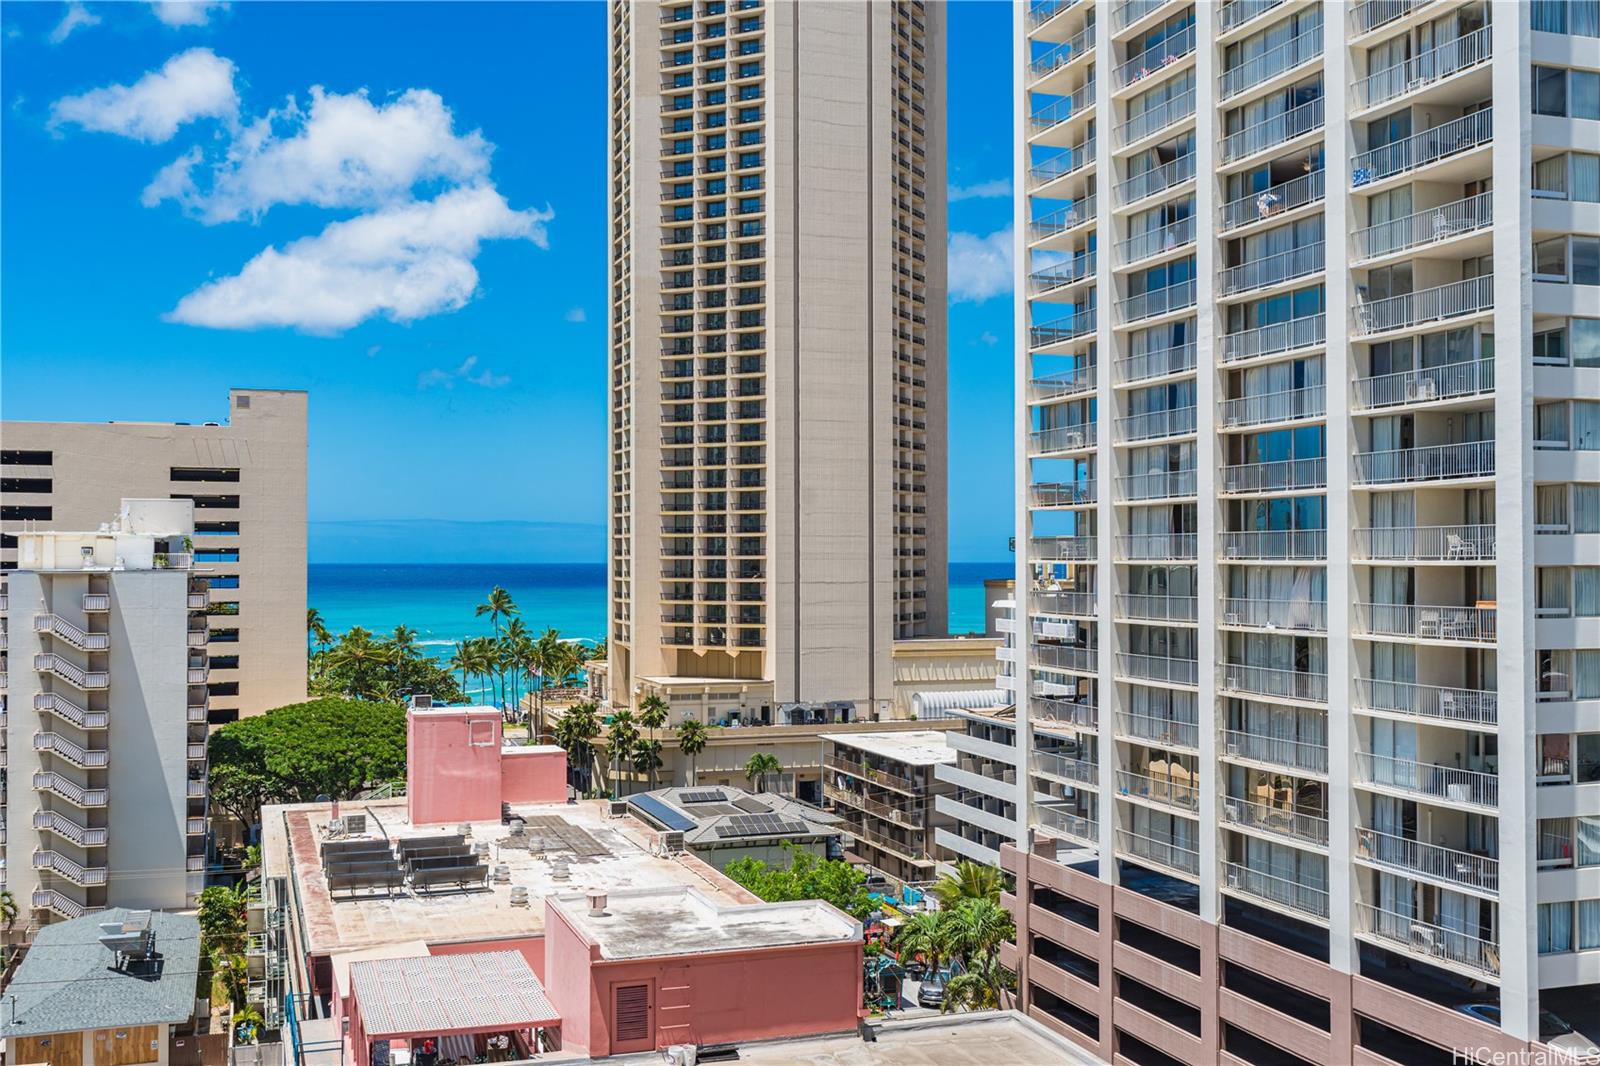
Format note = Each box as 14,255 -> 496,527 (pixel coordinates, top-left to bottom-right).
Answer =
917,974 -> 945,1009
1455,1004 -> 1600,1060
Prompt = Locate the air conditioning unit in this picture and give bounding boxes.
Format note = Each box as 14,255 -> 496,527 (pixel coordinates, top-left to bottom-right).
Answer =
609,800 -> 630,818
1064,430 -> 1084,448
343,813 -> 367,836
1225,801 -> 1242,821
660,831 -> 686,854
1224,612 -> 1241,626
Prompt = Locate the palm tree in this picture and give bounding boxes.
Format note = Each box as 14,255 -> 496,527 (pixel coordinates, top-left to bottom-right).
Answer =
475,587 -> 518,707
557,702 -> 602,791
637,695 -> 669,790
931,860 -> 1004,909
675,719 -> 708,786
590,637 -> 608,662
531,628 -> 565,735
941,948 -> 1013,1013
632,739 -> 663,791
0,888 -> 17,965
307,608 -> 330,658
939,898 -> 1016,1012
744,751 -> 782,794
892,911 -> 947,978
324,627 -> 394,698
608,710 -> 640,797
501,619 -> 530,715
448,641 -> 472,696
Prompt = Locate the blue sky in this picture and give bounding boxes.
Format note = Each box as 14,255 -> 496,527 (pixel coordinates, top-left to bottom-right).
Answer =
1,1 -> 1015,563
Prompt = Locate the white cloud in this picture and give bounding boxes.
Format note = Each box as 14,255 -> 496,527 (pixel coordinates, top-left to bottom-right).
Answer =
977,330 -> 999,346
150,1 -> 227,27
50,48 -> 236,142
165,184 -> 552,333
419,355 -> 510,391
948,227 -> 1013,303
147,86 -> 493,223
564,307 -> 587,323
49,2 -> 100,43
948,177 -> 1011,202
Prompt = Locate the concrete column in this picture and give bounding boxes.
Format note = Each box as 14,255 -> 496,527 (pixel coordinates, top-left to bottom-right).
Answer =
1491,2 -> 1538,1042
1012,0 -> 1036,851
1321,1 -> 1357,976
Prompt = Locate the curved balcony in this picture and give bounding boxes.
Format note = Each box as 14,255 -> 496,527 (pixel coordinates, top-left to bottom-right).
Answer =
1218,242 -> 1325,298
1221,597 -> 1327,632
1224,862 -> 1329,921
32,614 -> 109,652
33,653 -> 108,691
1118,827 -> 1200,877
1031,481 -> 1097,507
1220,384 -> 1326,429
1354,603 -> 1497,645
1117,340 -> 1196,383
1355,26 -> 1493,111
1222,312 -> 1325,364
1221,663 -> 1328,703
34,732 -> 110,769
1220,169 -> 1325,233
1030,535 -> 1097,562
1352,192 -> 1493,263
1221,96 -> 1323,166
1029,424 -> 1097,457
1115,153 -> 1195,208
1116,533 -> 1197,561
1117,217 -> 1195,267
1116,593 -> 1198,623
1117,468 -> 1197,501
1222,795 -> 1328,847
1354,752 -> 1498,808
1219,23 -> 1323,101
34,691 -> 108,730
1222,729 -> 1329,775
1354,903 -> 1499,979
33,810 -> 107,848
1030,198 -> 1097,243
1352,440 -> 1495,486
1221,529 -> 1327,561
1352,357 -> 1494,411
1352,678 -> 1497,727
1356,828 -> 1498,895
1116,405 -> 1197,442
1117,277 -> 1195,324
1219,457 -> 1326,495
1117,89 -> 1196,149
1352,524 -> 1494,562
1117,652 -> 1199,686
1352,109 -> 1492,187
1115,23 -> 1195,91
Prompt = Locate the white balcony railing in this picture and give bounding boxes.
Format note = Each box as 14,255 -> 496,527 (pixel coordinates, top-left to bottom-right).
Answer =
1352,678 -> 1497,726
1356,26 -> 1493,110
1355,903 -> 1499,977
1224,862 -> 1329,920
1222,313 -> 1325,363
33,772 -> 108,808
33,849 -> 109,887
1031,643 -> 1098,674
1221,96 -> 1323,164
1115,153 -> 1196,207
1117,88 -> 1196,147
84,593 -> 111,612
1220,529 -> 1327,560
1111,0 -> 1164,32
1221,597 -> 1327,632
1116,593 -> 1199,623
1030,253 -> 1097,295
1352,358 -> 1494,410
1222,729 -> 1329,774
1352,108 -> 1493,186
33,653 -> 109,690
1219,23 -> 1323,100
1348,0 -> 1425,36
1356,827 -> 1498,894
33,732 -> 110,769
32,614 -> 109,652
1029,364 -> 1097,401
33,810 -> 108,848
1220,457 -> 1326,494
1031,24 -> 1094,76
1030,197 -> 1097,241
1220,384 -> 1326,428
1118,277 -> 1196,323
1354,603 -> 1497,644
1118,216 -> 1196,266
1030,139 -> 1097,189
1114,23 -> 1196,90
1117,405 -> 1197,442
1030,480 -> 1097,507
1118,828 -> 1200,876
1218,242 -> 1325,297
1222,795 -> 1329,846
1118,769 -> 1199,811
1035,804 -> 1098,845
1030,307 -> 1098,349
1117,533 -> 1198,561
1034,697 -> 1099,731
1354,276 -> 1494,337
1220,0 -> 1285,33
1030,535 -> 1097,562
1221,663 -> 1329,703
1352,440 -> 1495,485
1034,589 -> 1096,617
1118,652 -> 1199,686
1031,749 -> 1098,786
33,691 -> 108,729
1353,192 -> 1493,262
1029,423 -> 1097,456
1220,169 -> 1325,232
1117,341 -> 1197,383
1030,89 -> 1096,135
1118,468 -> 1197,500
1354,752 -> 1499,807
1352,524 -> 1495,562
1117,711 -> 1200,749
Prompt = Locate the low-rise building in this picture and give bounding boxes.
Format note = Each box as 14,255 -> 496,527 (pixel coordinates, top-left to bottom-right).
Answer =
820,730 -> 957,889
624,784 -> 844,871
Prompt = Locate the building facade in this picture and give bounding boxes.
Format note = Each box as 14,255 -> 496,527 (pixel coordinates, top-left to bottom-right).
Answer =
1,388 -> 308,722
820,729 -> 955,887
4,500 -> 210,924
1002,1 -> 1600,1060
605,0 -> 949,714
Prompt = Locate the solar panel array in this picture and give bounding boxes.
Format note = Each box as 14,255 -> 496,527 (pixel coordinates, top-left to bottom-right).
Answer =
732,796 -> 771,814
678,789 -> 727,804
713,813 -> 812,839
629,793 -> 697,833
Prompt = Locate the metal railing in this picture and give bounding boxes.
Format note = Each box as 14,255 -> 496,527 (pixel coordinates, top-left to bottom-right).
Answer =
1119,769 -> 1200,811
1035,805 -> 1098,845
1348,0 -> 1424,36
1117,593 -> 1199,623
1118,216 -> 1196,266
33,614 -> 110,652
1032,643 -> 1099,673
1352,440 -> 1495,484
1220,384 -> 1326,428
1356,828 -> 1498,894
1222,313 -> 1325,363
1034,699 -> 1098,733
1118,277 -> 1196,322
34,772 -> 108,807
1352,678 -> 1497,726
1354,752 -> 1498,807
1219,0 -> 1284,33
1221,663 -> 1329,703
1356,26 -> 1492,110
34,691 -> 108,729
1354,603 -> 1497,643
1117,88 -> 1196,147
1117,405 -> 1197,442
1031,535 -> 1098,561
1223,795 -> 1329,846
1031,749 -> 1098,786
1117,341 -> 1197,382
1030,481 -> 1097,507
1224,862 -> 1329,920
1352,357 -> 1494,409
33,810 -> 108,848
1220,169 -> 1325,232
1220,529 -> 1327,560
1218,241 -> 1325,297
1031,25 -> 1094,77
1221,96 -> 1323,164
1031,87 -> 1097,133
1030,307 -> 1098,348
1118,468 -> 1197,500
1353,191 -> 1493,262
33,732 -> 110,769
1029,364 -> 1097,401
33,849 -> 109,887
1222,729 -> 1329,774
1115,23 -> 1196,90
1118,828 -> 1200,876
826,754 -> 920,794
1352,524 -> 1495,562
33,654 -> 109,690
1118,652 -> 1200,685
1112,0 -> 1164,31
1033,589 -> 1097,617
1028,0 -> 1084,31
1030,138 -> 1097,188
1355,903 -> 1499,977
1030,197 -> 1096,240
1118,711 -> 1200,749
1029,423 -> 1098,455
1220,457 -> 1326,494
33,889 -> 97,921
1220,22 -> 1323,100
1115,153 -> 1196,207
1221,597 -> 1328,632
1352,109 -> 1493,185
1117,533 -> 1198,561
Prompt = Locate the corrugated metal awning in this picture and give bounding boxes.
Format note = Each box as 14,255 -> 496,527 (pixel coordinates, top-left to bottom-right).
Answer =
351,951 -> 560,1038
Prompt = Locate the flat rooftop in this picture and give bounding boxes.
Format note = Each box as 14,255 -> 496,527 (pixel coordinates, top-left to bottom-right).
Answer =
724,1013 -> 1104,1066
550,886 -> 859,961
265,798 -> 747,957
819,729 -> 956,766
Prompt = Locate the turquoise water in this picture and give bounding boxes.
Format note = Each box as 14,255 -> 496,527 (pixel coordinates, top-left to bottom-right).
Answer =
309,562 -> 1006,649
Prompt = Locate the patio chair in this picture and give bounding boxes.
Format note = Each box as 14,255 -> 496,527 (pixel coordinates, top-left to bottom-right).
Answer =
1446,533 -> 1474,559
1418,609 -> 1441,638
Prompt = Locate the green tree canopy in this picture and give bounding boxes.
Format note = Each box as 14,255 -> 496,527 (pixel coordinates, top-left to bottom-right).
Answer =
207,697 -> 406,827
726,844 -> 873,921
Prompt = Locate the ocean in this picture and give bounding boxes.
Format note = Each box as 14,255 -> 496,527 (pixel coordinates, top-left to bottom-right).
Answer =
309,561 -> 1008,652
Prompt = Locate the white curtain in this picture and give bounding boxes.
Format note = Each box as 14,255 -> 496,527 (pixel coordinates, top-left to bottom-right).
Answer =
1541,902 -> 1574,954
1575,401 -> 1600,450
1580,817 -> 1600,866
1576,569 -> 1600,616
1576,651 -> 1600,700
1580,900 -> 1600,950
1575,485 -> 1600,533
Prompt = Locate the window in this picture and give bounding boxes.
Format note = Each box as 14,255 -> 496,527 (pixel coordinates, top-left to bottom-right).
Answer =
0,505 -> 51,520
1534,327 -> 1569,365
208,655 -> 241,669
0,478 -> 50,493
1578,320 -> 1600,366
1,450 -> 51,465
1533,0 -> 1600,35
1534,66 -> 1600,118
1534,153 -> 1600,201
1535,236 -> 1600,284
1539,901 -> 1574,953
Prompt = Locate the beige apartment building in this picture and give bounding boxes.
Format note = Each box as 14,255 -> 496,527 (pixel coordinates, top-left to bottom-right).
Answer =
603,0 -> 952,721
5,500 -> 210,923
2,388 -> 308,722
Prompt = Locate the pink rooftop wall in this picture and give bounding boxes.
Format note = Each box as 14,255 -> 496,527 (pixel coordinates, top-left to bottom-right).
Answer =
406,706 -> 566,825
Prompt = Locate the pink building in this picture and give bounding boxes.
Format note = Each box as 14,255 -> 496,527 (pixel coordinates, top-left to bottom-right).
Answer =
404,698 -> 567,825
541,887 -> 864,1057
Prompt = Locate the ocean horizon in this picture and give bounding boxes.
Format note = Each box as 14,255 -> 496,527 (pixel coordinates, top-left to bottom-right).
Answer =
309,561 -> 1009,654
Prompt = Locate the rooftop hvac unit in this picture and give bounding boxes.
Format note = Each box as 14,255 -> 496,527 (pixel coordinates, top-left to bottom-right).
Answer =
342,813 -> 367,836
492,864 -> 511,883
609,800 -> 630,818
660,831 -> 686,854
509,886 -> 530,907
